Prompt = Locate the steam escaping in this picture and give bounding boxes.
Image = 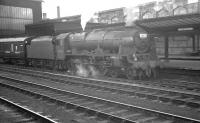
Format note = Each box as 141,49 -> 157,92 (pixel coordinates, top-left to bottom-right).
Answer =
89,65 -> 99,77
76,64 -> 89,77
75,64 -> 100,77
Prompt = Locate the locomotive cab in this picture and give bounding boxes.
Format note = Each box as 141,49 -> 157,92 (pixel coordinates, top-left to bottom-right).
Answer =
54,33 -> 71,60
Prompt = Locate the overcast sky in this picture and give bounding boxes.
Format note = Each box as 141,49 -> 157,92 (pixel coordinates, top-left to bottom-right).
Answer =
42,0 -> 156,19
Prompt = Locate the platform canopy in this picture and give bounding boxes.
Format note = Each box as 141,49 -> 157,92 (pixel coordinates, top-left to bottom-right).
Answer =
135,1 -> 200,36
135,13 -> 200,36
26,0 -> 43,2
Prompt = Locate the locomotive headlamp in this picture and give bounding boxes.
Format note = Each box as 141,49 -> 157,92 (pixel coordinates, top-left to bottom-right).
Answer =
139,33 -> 147,39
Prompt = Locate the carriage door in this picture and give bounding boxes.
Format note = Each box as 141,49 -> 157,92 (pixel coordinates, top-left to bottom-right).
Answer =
64,35 -> 71,54
11,43 -> 14,53
10,43 -> 15,57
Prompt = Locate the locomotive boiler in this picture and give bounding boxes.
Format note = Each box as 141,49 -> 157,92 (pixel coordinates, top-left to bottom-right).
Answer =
65,26 -> 158,79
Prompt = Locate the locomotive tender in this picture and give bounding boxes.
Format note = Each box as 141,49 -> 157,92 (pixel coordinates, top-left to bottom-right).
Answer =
0,25 -> 158,79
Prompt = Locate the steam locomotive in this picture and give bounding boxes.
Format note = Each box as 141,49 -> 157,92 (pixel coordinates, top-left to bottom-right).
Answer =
0,25 -> 159,79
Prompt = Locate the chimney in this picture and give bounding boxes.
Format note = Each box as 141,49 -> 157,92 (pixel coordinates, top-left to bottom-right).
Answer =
43,13 -> 47,19
57,6 -> 60,18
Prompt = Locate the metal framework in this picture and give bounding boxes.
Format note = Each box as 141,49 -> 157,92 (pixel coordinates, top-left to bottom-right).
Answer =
135,3 -> 200,59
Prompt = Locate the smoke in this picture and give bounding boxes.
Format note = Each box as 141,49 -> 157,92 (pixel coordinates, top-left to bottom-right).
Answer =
188,0 -> 198,3
124,7 -> 139,26
81,11 -> 95,30
80,6 -> 141,28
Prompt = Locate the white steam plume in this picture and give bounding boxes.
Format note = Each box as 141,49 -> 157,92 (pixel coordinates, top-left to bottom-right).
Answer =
76,64 -> 89,77
124,7 -> 139,26
89,65 -> 99,77
81,11 -> 95,30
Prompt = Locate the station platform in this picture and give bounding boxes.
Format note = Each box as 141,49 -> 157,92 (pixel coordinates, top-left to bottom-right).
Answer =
159,56 -> 200,70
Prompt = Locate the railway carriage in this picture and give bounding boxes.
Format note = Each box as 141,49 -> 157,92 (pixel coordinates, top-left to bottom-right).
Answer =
0,37 -> 27,64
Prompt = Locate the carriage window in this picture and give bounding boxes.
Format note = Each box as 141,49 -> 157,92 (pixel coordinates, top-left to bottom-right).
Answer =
18,44 -> 24,51
57,40 -> 63,46
4,44 -> 10,51
139,33 -> 147,39
15,46 -> 18,51
11,44 -> 14,52
60,40 -> 63,46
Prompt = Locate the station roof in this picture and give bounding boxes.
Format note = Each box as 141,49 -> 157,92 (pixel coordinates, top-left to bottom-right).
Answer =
25,17 -> 125,36
27,0 -> 43,2
14,0 -> 43,2
99,7 -> 124,14
135,13 -> 200,36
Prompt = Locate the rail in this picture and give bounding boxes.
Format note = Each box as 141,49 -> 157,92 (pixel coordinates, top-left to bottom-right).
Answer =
0,97 -> 57,123
0,75 -> 199,123
0,66 -> 200,122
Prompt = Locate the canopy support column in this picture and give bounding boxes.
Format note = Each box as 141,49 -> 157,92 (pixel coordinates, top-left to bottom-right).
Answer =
197,34 -> 200,50
192,35 -> 195,51
164,35 -> 169,59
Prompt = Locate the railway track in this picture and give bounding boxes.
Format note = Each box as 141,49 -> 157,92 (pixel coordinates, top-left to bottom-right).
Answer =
1,64 -> 200,93
0,66 -> 200,122
0,96 -> 57,123
160,68 -> 200,78
0,65 -> 200,111
0,75 -> 199,123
